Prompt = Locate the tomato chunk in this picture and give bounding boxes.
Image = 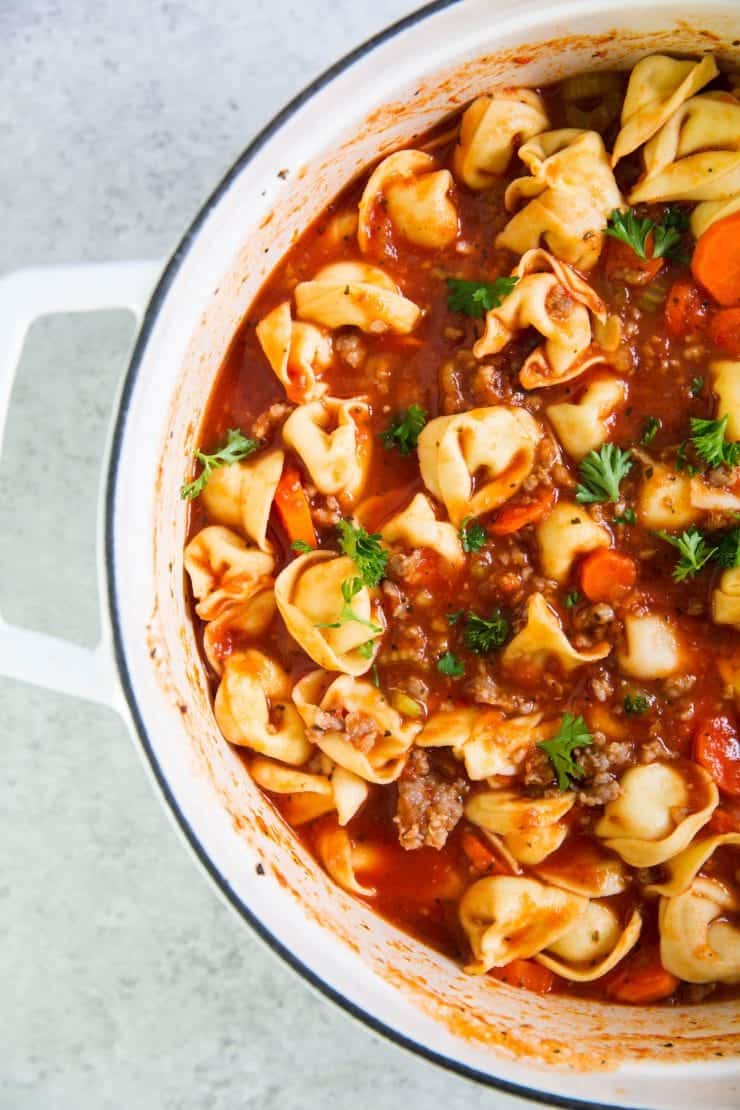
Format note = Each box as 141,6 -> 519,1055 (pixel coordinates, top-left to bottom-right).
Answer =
490,488 -> 555,535
693,715 -> 740,797
664,279 -> 709,338
491,959 -> 556,994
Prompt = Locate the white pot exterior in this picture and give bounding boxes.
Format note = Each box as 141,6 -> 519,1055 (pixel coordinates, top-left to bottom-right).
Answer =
104,3 -> 740,1106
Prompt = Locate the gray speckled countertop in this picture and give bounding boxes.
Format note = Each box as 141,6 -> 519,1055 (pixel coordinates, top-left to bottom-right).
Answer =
1,3 -> 536,1107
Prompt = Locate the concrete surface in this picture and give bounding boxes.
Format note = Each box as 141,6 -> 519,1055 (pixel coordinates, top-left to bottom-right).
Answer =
0,3 -> 536,1107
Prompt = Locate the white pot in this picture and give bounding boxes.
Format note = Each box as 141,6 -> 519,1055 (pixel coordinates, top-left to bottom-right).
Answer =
3,2 -> 738,1106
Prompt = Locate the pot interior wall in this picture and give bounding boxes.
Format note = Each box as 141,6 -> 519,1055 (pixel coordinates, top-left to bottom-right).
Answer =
114,4 -> 740,1106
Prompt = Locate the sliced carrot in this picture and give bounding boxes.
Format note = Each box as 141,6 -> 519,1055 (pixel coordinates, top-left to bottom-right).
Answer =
664,279 -> 710,338
490,487 -> 555,536
274,465 -> 317,548
461,828 -> 504,875
491,959 -> 556,994
693,715 -> 740,797
604,232 -> 663,286
605,949 -> 679,1004
709,306 -> 740,357
691,211 -> 740,306
579,549 -> 637,604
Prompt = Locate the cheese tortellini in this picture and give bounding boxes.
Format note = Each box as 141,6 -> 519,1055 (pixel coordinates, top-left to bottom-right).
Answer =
646,833 -> 740,898
595,762 -> 718,867
292,670 -> 420,783
537,903 -> 642,983
502,592 -> 611,673
546,374 -> 627,461
618,613 -> 684,679
201,448 -> 284,552
294,262 -> 421,335
418,709 -> 548,780
282,397 -> 370,502
497,130 -> 623,270
659,877 -> 740,984
184,525 -> 274,621
249,755 -> 369,827
473,249 -> 607,389
214,650 -> 311,765
417,405 -> 541,525
315,820 -> 375,896
256,302 -> 332,403
275,552 -> 384,675
452,88 -> 549,189
380,492 -> 464,566
711,360 -> 740,441
636,459 -> 699,531
713,567 -> 740,629
465,789 -> 575,866
358,150 -> 458,250
202,588 -> 277,675
536,502 -> 611,584
612,53 -> 718,164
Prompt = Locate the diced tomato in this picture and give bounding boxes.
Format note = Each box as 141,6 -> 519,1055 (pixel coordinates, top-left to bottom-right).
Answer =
490,959 -> 556,994
664,279 -> 710,338
490,487 -> 555,536
693,715 -> 740,797
604,232 -> 664,286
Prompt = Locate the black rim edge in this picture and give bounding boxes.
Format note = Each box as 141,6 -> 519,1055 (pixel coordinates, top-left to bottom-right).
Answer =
104,4 -> 651,1107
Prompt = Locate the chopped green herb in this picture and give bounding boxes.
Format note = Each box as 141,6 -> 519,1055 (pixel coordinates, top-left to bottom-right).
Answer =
605,206 -> 688,262
614,508 -> 637,526
371,663 -> 380,688
438,652 -> 465,677
537,712 -> 593,791
356,640 -> 376,660
716,527 -> 740,569
690,376 -> 704,397
565,591 -> 580,608
446,609 -> 464,626
576,443 -> 633,504
463,610 -> 510,654
180,428 -> 257,500
336,519 -> 388,587
380,403 -> 428,455
641,416 -> 661,445
291,539 -> 313,554
675,439 -> 700,476
655,525 -> 717,582
624,694 -> 650,715
460,516 -> 488,553
446,275 -> 518,318
689,414 -> 740,469
315,577 -> 383,635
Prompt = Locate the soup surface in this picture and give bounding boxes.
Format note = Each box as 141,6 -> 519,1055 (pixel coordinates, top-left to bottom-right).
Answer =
183,54 -> 740,1005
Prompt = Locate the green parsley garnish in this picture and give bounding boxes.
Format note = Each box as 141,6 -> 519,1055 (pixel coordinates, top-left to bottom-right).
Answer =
446,609 -> 464,625
180,428 -> 257,500
690,377 -> 704,398
315,577 -> 383,635
291,539 -> 313,554
460,516 -> 488,553
675,439 -> 700,476
380,403 -> 428,455
438,652 -> 465,677
614,508 -> 636,526
655,525 -> 717,582
605,206 -> 688,262
565,591 -> 580,608
462,610 -> 510,654
576,443 -> 633,504
716,527 -> 740,569
446,275 -> 518,318
370,663 -> 380,687
336,519 -> 388,587
537,713 -> 593,791
624,694 -> 650,715
641,416 -> 661,445
689,414 -> 740,469
356,640 -> 376,660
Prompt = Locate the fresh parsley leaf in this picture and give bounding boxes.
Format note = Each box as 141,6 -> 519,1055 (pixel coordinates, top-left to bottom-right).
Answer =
291,539 -> 313,553
371,663 -> 380,687
460,516 -> 488,553
356,640 -> 376,660
690,414 -> 740,469
336,519 -> 388,587
675,439 -> 700,476
655,525 -> 717,582
690,376 -> 704,397
446,275 -> 518,318
446,609 -> 464,625
565,591 -> 580,608
463,610 -> 510,654
438,652 -> 465,677
605,206 -> 688,262
624,694 -> 650,715
576,443 -> 633,504
614,508 -> 636,526
641,416 -> 661,445
537,713 -> 593,791
315,576 -> 383,635
380,403 -> 428,455
605,208 -> 654,259
180,428 -> 257,500
716,527 -> 740,569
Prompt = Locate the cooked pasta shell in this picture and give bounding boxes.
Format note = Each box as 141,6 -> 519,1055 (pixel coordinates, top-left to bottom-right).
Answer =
595,762 -> 718,867
473,249 -> 607,389
535,837 -> 629,897
452,88 -> 549,189
249,756 -> 333,797
546,374 -> 627,460
536,502 -> 611,584
294,261 -> 421,335
184,525 -> 274,621
201,448 -> 285,552
713,567 -> 740,629
214,649 -> 312,765
459,875 -> 587,973
612,53 -> 718,165
202,588 -> 277,674
292,670 -> 420,784
646,833 -> 740,898
497,130 -> 623,270
718,652 -> 740,706
274,552 -> 384,675
418,709 -> 550,780
690,475 -> 740,514
417,405 -> 541,525
282,397 -> 370,502
502,592 -> 611,673
629,93 -> 740,204
380,492 -> 464,566
248,756 -> 368,827
636,458 -> 699,531
315,820 -> 375,896
255,301 -> 332,403
710,360 -> 740,441
536,904 -> 642,982
358,150 -> 458,250
691,194 -> 740,238
659,876 -> 740,984
618,613 -> 684,679
465,788 -> 574,865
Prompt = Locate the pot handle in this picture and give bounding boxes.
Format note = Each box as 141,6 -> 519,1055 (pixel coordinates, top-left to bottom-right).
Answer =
0,261 -> 161,709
